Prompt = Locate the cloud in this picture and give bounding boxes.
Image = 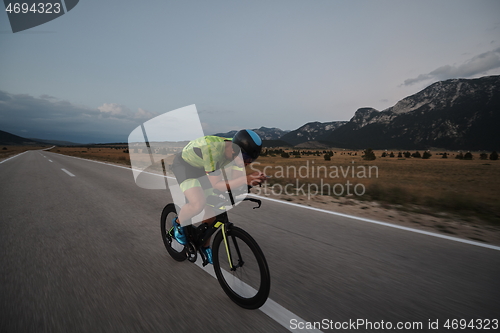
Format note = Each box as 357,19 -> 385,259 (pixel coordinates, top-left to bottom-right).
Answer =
0,91 -> 156,143
403,47 -> 500,86
136,108 -> 156,119
97,103 -> 156,119
98,103 -> 133,118
40,94 -> 58,100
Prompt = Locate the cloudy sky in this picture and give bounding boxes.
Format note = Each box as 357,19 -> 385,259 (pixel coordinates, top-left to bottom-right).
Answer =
1,0 -> 499,143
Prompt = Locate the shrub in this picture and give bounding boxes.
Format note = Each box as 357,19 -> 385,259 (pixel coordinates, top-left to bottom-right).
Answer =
422,151 -> 432,159
456,152 -> 464,159
324,154 -> 331,161
490,151 -> 499,160
463,152 -> 473,160
281,152 -> 290,158
480,153 -> 488,160
362,148 -> 376,160
412,151 -> 421,158
442,152 -> 448,158
404,151 -> 411,158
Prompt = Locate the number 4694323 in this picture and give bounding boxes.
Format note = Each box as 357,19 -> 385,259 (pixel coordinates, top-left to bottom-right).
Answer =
5,2 -> 61,14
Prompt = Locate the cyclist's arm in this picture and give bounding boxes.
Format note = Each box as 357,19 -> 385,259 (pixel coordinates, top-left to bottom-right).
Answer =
207,172 -> 245,192
207,169 -> 263,192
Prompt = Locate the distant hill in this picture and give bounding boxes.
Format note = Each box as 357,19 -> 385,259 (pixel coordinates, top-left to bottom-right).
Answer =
0,130 -> 44,145
262,139 -> 292,148
213,127 -> 289,140
279,121 -> 348,146
0,130 -> 83,146
28,138 -> 81,146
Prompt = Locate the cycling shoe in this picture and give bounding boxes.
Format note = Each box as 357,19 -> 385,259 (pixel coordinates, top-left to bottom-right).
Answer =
172,217 -> 187,245
201,246 -> 213,265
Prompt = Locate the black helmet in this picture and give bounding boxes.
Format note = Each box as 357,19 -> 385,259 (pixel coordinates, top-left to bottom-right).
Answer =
232,129 -> 262,163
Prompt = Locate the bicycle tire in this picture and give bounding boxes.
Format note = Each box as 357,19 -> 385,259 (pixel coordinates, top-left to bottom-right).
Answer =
212,226 -> 270,309
160,203 -> 187,261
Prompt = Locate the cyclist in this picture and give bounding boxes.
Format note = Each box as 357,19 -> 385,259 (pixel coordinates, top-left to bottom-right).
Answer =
170,129 -> 266,264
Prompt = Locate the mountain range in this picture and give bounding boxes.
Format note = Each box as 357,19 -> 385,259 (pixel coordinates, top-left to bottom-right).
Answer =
214,127 -> 289,141
215,75 -> 500,150
2,76 -> 498,150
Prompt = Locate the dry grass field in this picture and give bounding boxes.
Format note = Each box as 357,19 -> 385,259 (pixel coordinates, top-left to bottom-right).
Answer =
255,149 -> 500,243
48,146 -> 500,225
253,149 -> 500,224
50,146 -> 131,164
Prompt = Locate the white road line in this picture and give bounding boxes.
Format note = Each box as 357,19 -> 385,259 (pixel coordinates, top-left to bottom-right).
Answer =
61,168 -> 75,177
48,160 -> 53,162
49,152 -> 500,252
194,260 -> 322,333
51,153 -> 133,171
0,151 -> 28,164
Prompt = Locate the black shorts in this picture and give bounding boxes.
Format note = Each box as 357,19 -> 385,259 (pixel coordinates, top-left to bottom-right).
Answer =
171,153 -> 212,192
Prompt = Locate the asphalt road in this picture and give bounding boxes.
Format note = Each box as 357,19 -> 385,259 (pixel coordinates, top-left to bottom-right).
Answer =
1,150 -> 499,332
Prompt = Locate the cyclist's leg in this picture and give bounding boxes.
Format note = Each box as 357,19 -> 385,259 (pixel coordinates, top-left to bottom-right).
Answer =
171,153 -> 208,226
178,184 -> 206,226
178,188 -> 215,263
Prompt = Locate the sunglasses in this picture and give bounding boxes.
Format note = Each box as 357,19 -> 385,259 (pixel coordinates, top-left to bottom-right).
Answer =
231,146 -> 255,164
242,152 -> 255,164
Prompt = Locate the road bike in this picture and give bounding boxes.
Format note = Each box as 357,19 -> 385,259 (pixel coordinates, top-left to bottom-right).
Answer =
160,188 -> 271,309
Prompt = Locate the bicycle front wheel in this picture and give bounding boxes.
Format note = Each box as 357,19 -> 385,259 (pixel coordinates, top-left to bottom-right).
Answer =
160,203 -> 187,261
212,226 -> 270,309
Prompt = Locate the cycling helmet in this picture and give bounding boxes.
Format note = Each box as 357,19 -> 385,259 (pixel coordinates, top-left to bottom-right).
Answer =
232,129 -> 262,163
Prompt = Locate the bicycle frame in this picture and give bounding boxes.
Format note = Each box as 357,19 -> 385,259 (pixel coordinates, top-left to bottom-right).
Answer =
183,195 -> 261,267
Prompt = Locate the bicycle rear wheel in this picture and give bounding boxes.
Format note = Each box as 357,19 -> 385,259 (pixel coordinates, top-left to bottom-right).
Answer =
160,203 -> 187,261
212,226 -> 270,309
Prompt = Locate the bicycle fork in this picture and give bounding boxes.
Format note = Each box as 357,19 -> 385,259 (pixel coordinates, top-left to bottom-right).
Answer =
218,222 -> 244,271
